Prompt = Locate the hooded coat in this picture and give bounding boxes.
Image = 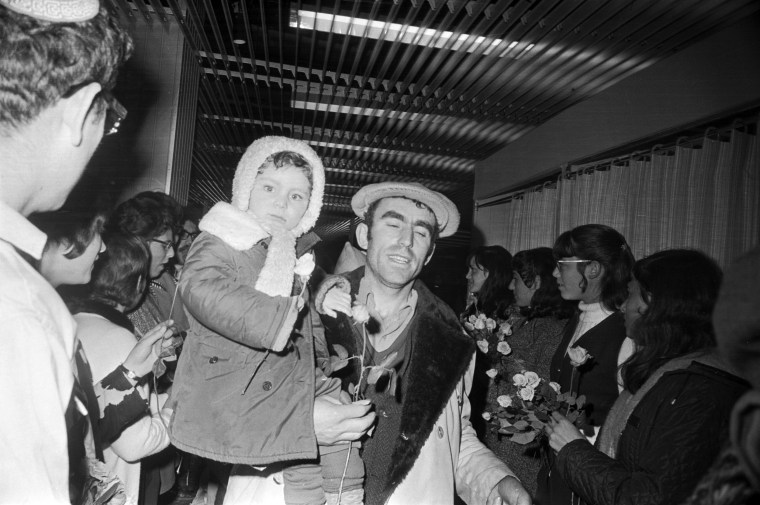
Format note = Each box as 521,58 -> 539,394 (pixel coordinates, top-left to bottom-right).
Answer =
169,137 -> 327,464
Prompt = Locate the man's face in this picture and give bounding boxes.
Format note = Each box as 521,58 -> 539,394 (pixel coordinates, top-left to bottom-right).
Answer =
176,219 -> 199,264
360,197 -> 436,290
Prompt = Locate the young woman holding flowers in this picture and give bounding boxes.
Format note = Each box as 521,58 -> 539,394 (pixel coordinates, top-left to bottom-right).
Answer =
483,247 -> 576,495
544,249 -> 749,505
536,224 -> 635,505
462,245 -> 519,437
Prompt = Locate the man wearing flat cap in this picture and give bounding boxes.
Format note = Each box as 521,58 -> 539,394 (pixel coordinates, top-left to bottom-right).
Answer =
312,182 -> 531,505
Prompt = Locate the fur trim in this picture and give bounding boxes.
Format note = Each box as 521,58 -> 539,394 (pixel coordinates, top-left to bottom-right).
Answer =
230,136 -> 325,238
198,202 -> 269,251
255,231 -> 297,297
321,268 -> 475,497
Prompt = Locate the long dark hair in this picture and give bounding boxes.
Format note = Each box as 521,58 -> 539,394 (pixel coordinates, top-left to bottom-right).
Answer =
90,232 -> 150,310
468,245 -> 514,318
513,247 -> 575,320
621,249 -> 722,393
552,224 -> 634,311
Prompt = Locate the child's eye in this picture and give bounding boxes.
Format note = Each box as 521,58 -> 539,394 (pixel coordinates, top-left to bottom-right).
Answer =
262,184 -> 274,192
290,193 -> 305,201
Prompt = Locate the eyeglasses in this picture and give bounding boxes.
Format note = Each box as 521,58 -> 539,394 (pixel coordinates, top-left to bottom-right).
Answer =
101,90 -> 127,136
62,83 -> 127,136
178,230 -> 200,242
150,238 -> 174,252
556,259 -> 592,270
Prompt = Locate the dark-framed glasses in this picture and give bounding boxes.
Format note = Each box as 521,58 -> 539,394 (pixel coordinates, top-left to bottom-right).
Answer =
62,83 -> 127,136
150,238 -> 174,252
101,90 -> 127,136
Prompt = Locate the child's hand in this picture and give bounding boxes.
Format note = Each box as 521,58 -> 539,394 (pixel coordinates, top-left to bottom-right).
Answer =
322,288 -> 352,318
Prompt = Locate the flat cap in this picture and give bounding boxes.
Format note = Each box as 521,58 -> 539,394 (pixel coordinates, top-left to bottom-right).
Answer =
351,182 -> 460,238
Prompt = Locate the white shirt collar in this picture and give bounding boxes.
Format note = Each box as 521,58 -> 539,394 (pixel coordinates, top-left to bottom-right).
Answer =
0,200 -> 47,259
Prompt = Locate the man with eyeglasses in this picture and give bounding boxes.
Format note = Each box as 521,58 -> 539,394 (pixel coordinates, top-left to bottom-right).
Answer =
0,1 -> 133,502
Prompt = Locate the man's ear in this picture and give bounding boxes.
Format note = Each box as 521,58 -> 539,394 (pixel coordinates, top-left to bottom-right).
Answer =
356,222 -> 369,250
424,243 -> 436,265
61,82 -> 102,147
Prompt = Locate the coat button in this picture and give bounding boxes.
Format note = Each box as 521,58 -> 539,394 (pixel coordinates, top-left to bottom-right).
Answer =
262,381 -> 273,391
208,356 -> 218,364
437,426 -> 444,438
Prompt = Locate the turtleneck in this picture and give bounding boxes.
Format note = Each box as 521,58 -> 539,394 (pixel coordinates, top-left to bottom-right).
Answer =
568,301 -> 613,349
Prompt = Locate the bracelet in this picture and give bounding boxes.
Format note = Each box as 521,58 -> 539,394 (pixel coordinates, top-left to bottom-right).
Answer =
120,364 -> 140,382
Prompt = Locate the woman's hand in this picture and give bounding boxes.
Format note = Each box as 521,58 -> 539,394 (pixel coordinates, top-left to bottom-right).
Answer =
321,288 -> 352,318
123,320 -> 175,378
545,411 -> 585,453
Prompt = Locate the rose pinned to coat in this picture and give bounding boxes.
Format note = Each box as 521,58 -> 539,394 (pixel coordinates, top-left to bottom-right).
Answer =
567,346 -> 593,367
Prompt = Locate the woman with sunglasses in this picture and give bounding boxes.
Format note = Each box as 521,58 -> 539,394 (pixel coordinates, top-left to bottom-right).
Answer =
536,224 -> 635,505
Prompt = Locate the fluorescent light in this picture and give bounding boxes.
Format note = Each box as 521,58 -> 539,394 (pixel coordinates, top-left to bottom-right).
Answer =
290,9 -> 532,58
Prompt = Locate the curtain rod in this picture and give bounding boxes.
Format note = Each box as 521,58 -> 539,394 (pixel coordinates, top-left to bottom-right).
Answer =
476,114 -> 757,211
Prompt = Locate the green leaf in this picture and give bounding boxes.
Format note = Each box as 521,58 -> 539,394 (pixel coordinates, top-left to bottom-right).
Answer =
576,395 -> 586,408
510,431 -> 538,445
513,420 -> 530,430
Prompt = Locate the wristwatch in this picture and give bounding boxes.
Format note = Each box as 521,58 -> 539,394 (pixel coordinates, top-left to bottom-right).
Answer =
120,364 -> 140,382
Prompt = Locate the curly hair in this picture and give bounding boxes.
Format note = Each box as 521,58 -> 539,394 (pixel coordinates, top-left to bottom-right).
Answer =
467,245 -> 514,318
258,151 -> 313,188
621,249 -> 722,393
513,247 -> 576,320
553,224 -> 634,311
30,210 -> 106,259
90,232 -> 149,310
0,5 -> 133,132
109,191 -> 183,241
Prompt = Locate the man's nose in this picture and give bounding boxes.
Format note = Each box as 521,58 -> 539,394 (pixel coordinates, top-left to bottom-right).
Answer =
398,226 -> 414,248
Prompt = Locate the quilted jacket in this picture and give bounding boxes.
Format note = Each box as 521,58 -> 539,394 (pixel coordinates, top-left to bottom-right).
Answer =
555,359 -> 748,505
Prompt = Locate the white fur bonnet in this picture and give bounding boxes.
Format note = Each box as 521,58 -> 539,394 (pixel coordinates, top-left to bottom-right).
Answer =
231,136 -> 325,237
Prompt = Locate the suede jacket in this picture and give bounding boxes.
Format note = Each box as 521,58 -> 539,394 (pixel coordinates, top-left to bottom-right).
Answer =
169,230 -> 323,465
318,267 -> 514,505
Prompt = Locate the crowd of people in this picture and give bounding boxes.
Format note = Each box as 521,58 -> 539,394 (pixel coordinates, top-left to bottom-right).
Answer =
1,2 -> 759,505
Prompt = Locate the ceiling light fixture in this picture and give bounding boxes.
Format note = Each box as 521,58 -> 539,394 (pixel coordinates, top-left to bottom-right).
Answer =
289,9 -> 533,58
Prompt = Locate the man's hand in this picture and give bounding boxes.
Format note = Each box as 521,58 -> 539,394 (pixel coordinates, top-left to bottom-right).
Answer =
321,288 -> 352,318
313,395 -> 375,445
545,411 -> 585,453
123,320 -> 175,378
491,475 -> 531,505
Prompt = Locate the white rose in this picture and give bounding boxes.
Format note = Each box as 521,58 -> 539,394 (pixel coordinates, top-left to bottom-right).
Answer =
497,395 -> 513,408
567,346 -> 593,367
477,340 -> 489,354
497,341 -> 512,355
485,368 -> 498,379
524,371 -> 540,386
485,318 -> 497,331
482,412 -> 492,421
474,318 -> 486,330
513,373 -> 528,387
499,322 -> 512,336
549,382 -> 561,393
293,252 -> 315,277
518,386 -> 535,402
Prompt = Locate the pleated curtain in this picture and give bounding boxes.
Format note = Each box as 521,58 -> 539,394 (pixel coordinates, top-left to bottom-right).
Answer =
476,125 -> 759,266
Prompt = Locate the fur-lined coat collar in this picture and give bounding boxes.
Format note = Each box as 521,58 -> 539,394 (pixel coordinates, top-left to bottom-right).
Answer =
318,267 -> 475,498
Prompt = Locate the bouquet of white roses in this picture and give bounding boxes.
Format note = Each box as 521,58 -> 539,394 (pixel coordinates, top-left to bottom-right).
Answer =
463,312 -> 514,355
482,369 -> 589,445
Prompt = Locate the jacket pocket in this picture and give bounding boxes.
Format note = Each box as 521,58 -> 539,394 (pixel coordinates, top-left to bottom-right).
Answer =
198,341 -> 248,380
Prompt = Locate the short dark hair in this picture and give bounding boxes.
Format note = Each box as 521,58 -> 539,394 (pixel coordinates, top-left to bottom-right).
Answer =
513,247 -> 576,320
467,245 -> 514,317
621,249 -> 722,393
552,224 -> 634,311
258,151 -> 313,188
109,191 -> 183,241
364,196 -> 440,248
90,232 -> 149,310
0,5 -> 133,132
30,210 -> 106,259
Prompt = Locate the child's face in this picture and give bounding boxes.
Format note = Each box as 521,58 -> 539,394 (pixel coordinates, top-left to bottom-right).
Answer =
248,164 -> 311,232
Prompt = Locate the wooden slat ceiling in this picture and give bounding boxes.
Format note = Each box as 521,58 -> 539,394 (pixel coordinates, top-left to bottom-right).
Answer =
104,0 -> 759,247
